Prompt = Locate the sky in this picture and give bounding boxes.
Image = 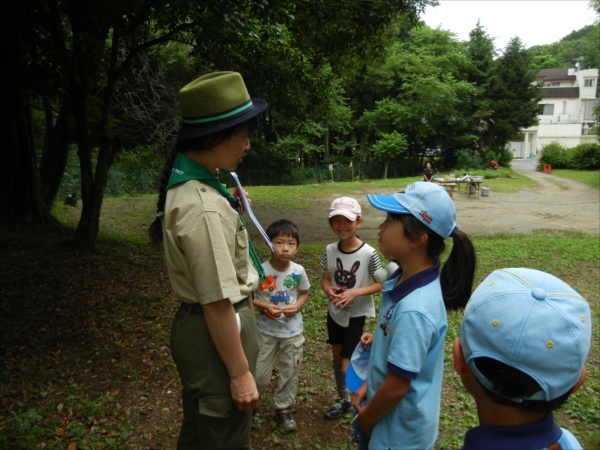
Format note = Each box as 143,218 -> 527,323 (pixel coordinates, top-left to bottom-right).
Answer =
420,0 -> 598,50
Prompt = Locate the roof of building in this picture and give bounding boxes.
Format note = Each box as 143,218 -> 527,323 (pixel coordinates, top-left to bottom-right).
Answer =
536,68 -> 576,82
540,87 -> 580,98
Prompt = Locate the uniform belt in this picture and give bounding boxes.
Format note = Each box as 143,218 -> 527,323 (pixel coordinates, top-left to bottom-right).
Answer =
180,296 -> 251,314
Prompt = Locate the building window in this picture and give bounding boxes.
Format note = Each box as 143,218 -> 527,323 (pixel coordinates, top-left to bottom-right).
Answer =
550,82 -> 560,86
540,104 -> 554,115
562,101 -> 566,114
584,79 -> 595,87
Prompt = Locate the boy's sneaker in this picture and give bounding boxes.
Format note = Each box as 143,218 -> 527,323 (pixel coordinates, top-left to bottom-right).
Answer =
324,397 -> 352,419
275,409 -> 297,431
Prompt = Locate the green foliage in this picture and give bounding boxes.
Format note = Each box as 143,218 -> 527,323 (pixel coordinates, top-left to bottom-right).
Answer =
484,147 -> 513,168
539,142 -> 600,170
528,23 -> 600,71
111,146 -> 164,171
539,142 -> 570,168
371,131 -> 408,160
455,148 -> 482,170
570,143 -> 600,170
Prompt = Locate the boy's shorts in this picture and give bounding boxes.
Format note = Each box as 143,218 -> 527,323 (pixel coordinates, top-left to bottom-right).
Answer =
326,312 -> 365,359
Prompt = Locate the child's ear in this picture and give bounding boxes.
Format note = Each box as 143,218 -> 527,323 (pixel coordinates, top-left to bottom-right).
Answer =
409,233 -> 428,249
356,217 -> 364,228
453,338 -> 469,375
571,366 -> 587,394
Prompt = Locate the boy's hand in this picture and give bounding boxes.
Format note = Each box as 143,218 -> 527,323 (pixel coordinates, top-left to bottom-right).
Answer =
281,304 -> 300,317
261,304 -> 283,319
361,333 -> 374,348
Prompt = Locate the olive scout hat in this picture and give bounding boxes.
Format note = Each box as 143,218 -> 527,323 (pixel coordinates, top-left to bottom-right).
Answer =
178,72 -> 267,140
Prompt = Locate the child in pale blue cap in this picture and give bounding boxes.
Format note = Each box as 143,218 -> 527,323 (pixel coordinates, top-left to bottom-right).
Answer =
354,182 -> 477,449
454,268 -> 591,449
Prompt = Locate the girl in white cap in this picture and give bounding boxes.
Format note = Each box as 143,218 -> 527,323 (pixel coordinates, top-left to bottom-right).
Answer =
320,196 -> 383,419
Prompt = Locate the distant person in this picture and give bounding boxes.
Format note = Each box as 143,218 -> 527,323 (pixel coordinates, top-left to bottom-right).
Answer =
488,160 -> 499,170
353,182 -> 477,449
253,219 -> 310,432
148,72 -> 267,449
320,197 -> 382,419
454,268 -> 591,449
423,162 -> 434,182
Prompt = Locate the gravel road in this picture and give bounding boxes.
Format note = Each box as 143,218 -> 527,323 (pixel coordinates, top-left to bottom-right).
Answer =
250,158 -> 599,244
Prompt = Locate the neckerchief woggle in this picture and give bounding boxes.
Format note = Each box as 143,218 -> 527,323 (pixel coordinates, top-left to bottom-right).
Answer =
165,152 -> 266,281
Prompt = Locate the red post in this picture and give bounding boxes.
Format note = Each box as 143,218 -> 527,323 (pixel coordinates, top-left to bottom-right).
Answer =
548,164 -> 552,174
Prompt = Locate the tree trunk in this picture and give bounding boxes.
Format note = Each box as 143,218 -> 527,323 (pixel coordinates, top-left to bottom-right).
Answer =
324,120 -> 330,159
0,87 -> 52,223
383,159 -> 390,179
39,103 -> 71,209
1,2 -> 51,224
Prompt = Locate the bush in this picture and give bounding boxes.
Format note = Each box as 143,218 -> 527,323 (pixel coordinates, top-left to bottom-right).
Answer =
570,143 -> 600,170
455,148 -> 482,171
484,147 -> 513,168
538,142 -> 570,169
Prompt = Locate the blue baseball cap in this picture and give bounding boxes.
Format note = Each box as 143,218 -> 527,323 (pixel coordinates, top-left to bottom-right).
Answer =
346,343 -> 371,393
461,268 -> 592,401
366,182 -> 456,239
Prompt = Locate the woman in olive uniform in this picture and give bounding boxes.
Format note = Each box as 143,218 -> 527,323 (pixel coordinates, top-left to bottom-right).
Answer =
149,72 -> 267,450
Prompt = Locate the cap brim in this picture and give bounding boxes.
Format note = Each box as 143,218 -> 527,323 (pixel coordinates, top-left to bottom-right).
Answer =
345,362 -> 365,394
366,194 -> 410,214
178,98 -> 267,140
329,211 -> 359,220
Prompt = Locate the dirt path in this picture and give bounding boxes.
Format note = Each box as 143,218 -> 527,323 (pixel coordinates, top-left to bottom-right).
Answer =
249,159 -> 599,244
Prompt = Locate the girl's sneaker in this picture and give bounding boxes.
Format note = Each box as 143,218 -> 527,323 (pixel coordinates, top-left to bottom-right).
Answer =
324,397 -> 352,419
276,409 -> 298,431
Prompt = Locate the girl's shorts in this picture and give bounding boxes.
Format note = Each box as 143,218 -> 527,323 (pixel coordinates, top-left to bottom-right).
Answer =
326,312 -> 365,359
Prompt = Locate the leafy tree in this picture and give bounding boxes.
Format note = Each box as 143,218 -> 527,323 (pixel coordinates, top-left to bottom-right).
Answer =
371,131 -> 408,178
5,0 -> 431,250
486,37 -> 541,151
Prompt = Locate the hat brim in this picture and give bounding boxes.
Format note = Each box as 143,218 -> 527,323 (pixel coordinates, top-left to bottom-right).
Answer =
366,194 -> 410,214
329,211 -> 359,221
178,98 -> 267,140
345,362 -> 365,394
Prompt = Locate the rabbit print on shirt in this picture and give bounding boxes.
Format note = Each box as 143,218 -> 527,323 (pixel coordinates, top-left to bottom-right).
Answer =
334,258 -> 360,293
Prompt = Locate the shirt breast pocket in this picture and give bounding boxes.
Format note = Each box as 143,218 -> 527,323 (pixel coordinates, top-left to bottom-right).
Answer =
235,225 -> 249,283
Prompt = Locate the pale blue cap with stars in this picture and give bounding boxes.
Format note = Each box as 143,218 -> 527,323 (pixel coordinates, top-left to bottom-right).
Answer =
460,268 -> 591,401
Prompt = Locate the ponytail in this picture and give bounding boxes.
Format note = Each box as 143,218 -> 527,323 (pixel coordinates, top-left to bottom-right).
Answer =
394,214 -> 476,311
149,140 -> 179,244
440,228 -> 476,311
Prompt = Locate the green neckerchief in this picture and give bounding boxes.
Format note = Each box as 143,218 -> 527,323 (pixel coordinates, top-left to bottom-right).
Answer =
165,152 -> 266,281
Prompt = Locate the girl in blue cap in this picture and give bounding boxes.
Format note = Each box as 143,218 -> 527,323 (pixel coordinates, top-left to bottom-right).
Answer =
353,181 -> 477,449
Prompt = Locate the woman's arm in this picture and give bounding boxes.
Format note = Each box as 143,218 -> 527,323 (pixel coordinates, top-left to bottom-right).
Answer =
203,299 -> 259,412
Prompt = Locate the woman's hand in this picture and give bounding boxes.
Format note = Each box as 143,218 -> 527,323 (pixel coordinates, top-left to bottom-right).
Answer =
230,187 -> 251,214
230,370 -> 259,412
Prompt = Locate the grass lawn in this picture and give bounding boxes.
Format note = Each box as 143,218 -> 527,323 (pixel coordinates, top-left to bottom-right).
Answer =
21,169 -> 597,449
550,169 -> 600,191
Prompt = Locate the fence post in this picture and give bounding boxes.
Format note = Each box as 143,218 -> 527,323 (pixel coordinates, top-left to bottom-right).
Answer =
141,170 -> 145,194
113,170 -> 121,196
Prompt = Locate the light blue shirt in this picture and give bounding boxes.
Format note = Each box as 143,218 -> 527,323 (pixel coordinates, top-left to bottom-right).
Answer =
367,262 -> 446,450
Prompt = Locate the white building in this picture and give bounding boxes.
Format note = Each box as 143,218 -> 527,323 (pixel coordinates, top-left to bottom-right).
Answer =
510,67 -> 599,158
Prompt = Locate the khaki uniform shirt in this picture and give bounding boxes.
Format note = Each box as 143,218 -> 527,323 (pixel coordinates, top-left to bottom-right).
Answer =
163,180 -> 258,305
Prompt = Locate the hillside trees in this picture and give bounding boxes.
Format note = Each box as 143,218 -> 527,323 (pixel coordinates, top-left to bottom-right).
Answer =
529,22 -> 600,70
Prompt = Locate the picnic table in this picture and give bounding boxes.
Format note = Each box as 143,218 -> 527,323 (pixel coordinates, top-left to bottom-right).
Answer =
435,180 -> 481,199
